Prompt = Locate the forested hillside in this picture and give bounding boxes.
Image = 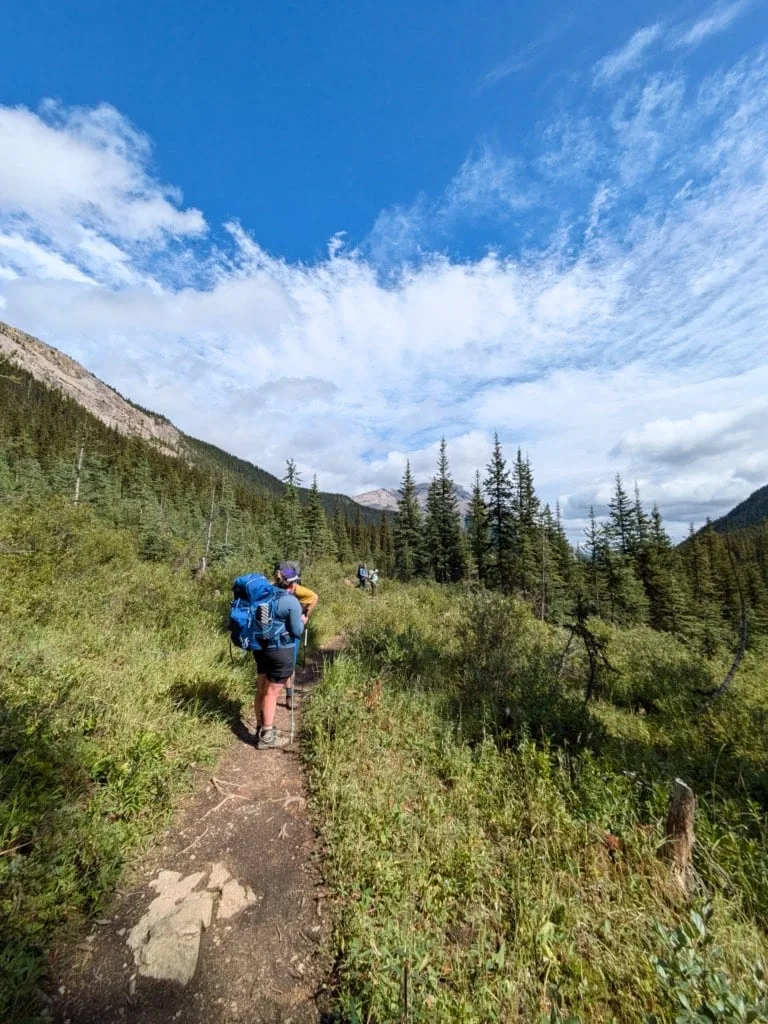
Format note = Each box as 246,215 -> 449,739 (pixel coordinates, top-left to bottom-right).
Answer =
710,482 -> 768,534
0,351 -> 389,570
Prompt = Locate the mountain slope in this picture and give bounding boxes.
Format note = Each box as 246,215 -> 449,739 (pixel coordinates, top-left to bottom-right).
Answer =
0,321 -> 183,457
710,482 -> 768,533
352,488 -> 400,512
354,482 -> 471,516
0,319 -> 379,525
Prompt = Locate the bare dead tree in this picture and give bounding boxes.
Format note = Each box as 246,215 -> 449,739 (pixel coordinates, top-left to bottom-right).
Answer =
197,483 -> 217,578
73,442 -> 85,506
569,595 -> 614,703
662,778 -> 697,895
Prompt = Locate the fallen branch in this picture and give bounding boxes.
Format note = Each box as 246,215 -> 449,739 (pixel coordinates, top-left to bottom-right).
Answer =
178,825 -> 210,857
199,793 -> 247,822
0,839 -> 35,857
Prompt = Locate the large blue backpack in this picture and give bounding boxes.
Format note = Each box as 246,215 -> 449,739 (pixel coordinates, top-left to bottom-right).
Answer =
229,574 -> 292,651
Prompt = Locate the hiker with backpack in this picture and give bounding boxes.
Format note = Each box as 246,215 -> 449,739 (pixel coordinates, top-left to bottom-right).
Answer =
369,567 -> 379,596
255,565 -> 308,749
229,566 -> 305,749
357,563 -> 368,589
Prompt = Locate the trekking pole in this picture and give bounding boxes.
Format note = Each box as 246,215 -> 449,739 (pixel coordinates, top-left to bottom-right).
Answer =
290,682 -> 295,745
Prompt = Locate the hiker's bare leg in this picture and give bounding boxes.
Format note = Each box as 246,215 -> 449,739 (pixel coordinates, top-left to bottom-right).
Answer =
255,673 -> 268,728
260,682 -> 283,728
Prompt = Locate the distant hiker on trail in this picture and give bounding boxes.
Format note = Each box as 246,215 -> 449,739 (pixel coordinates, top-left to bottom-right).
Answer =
276,563 -> 318,711
369,568 -> 379,596
253,566 -> 305,749
357,563 -> 368,589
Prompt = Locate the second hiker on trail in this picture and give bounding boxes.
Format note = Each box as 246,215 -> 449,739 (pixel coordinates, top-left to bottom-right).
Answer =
253,565 -> 305,750
368,567 -> 379,596
278,563 -> 318,711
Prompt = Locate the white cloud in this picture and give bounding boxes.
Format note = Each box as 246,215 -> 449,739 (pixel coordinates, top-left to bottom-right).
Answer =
0,102 -> 205,290
445,148 -> 534,215
3,50 -> 768,539
674,2 -> 749,49
368,147 -> 534,261
593,24 -> 664,86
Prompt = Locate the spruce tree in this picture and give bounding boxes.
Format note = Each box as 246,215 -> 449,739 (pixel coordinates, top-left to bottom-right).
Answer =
332,501 -> 352,563
539,503 -> 573,622
511,448 -> 541,594
608,474 -> 633,556
424,439 -> 465,583
305,475 -> 336,563
467,469 -> 489,584
631,482 -> 651,555
278,458 -> 309,561
483,435 -> 515,591
583,506 -> 606,615
351,506 -> 366,558
378,511 -> 394,576
393,460 -> 425,581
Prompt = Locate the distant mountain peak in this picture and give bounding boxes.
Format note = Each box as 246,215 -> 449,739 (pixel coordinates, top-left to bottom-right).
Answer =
354,481 -> 471,515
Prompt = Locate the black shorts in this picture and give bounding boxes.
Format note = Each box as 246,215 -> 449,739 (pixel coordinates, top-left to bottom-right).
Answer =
253,646 -> 295,683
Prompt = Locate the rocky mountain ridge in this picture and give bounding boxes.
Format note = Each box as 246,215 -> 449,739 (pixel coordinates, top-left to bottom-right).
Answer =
0,318 -> 386,523
354,481 -> 472,516
0,321 -> 183,457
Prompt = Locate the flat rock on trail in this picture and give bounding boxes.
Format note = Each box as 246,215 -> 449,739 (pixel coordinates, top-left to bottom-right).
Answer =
47,640 -> 345,1024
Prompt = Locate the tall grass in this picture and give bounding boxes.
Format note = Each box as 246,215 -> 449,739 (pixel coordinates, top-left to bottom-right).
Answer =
303,580 -> 768,1022
0,500 -> 253,1022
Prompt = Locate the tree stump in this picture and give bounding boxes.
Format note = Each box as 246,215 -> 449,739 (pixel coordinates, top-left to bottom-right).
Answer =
663,778 -> 696,895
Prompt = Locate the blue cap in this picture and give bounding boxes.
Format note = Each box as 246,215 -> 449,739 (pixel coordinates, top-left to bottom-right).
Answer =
278,563 -> 300,583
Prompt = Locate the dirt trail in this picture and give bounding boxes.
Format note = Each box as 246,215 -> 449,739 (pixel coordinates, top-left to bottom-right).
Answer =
47,637 -> 346,1024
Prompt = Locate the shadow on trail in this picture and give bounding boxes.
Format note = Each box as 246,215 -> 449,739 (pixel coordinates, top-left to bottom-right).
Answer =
167,678 -> 242,725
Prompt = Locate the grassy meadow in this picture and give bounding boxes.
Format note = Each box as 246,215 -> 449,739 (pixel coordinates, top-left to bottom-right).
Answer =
2,503 -> 768,1023
0,500 -> 257,1022
305,578 -> 768,1022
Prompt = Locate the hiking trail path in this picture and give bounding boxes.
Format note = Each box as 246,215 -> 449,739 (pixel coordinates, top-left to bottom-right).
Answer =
47,636 -> 346,1024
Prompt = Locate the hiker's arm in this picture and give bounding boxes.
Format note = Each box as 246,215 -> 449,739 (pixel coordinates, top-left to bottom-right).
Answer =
286,597 -> 305,639
302,591 -> 318,619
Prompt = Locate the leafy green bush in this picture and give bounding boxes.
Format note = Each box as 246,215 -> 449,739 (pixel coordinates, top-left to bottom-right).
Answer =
648,906 -> 768,1023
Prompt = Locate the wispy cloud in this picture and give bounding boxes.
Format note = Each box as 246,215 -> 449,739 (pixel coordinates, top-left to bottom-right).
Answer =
476,11 -> 577,93
593,23 -> 664,86
367,147 -> 534,262
674,1 -> 749,49
477,43 -> 541,92
3,48 -> 768,536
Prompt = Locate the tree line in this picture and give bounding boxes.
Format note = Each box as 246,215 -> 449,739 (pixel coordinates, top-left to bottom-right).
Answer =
0,355 -> 386,573
391,435 -> 768,649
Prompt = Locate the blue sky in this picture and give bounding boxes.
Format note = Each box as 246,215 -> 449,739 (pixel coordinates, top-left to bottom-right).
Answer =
1,0 -> 768,537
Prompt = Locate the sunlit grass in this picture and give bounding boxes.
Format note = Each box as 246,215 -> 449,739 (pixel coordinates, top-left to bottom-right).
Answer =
0,500 -> 253,1022
303,582 -> 768,1022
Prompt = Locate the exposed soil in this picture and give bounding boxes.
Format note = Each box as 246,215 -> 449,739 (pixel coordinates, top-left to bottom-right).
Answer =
45,638 -> 346,1024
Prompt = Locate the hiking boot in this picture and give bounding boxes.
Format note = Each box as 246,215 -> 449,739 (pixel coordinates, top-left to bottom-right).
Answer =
256,725 -> 289,749
285,688 -> 295,710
